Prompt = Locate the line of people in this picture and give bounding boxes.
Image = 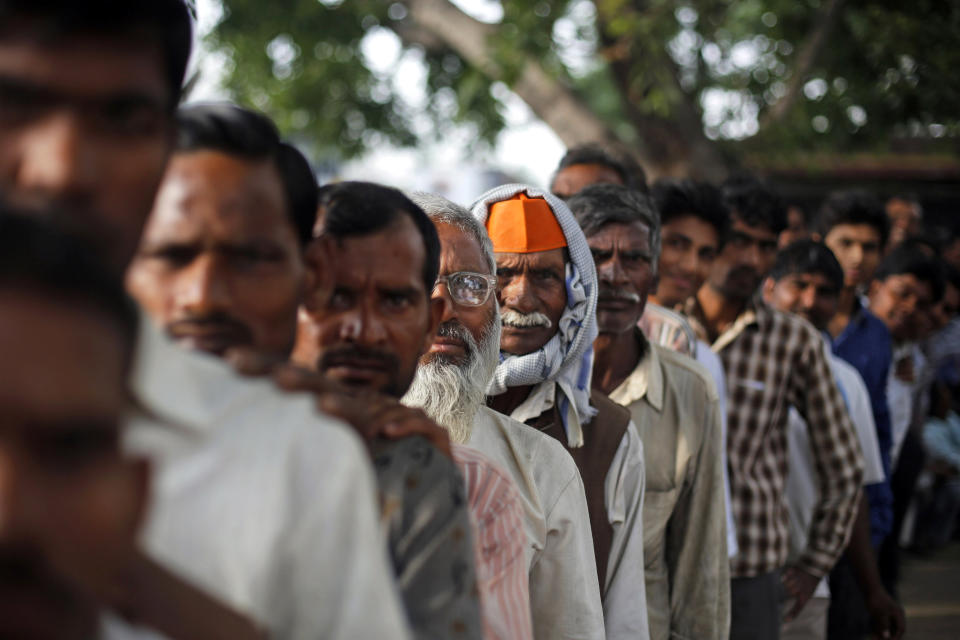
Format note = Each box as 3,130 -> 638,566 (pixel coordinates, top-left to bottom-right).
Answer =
1,3 -> 958,639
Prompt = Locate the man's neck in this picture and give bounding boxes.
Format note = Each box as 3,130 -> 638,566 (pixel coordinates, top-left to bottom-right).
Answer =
488,384 -> 535,417
696,284 -> 746,343
592,328 -> 643,396
828,286 -> 858,338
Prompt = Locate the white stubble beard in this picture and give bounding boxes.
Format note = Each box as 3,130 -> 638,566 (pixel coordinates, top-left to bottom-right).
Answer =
402,307 -> 501,444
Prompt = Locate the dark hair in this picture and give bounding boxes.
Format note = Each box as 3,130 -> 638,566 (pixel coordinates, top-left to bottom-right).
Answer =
569,184 -> 661,270
176,103 -> 318,247
319,181 -> 440,292
721,175 -> 787,234
769,240 -> 844,292
552,144 -> 648,194
651,178 -> 730,244
816,190 -> 890,248
875,244 -> 946,303
0,205 -> 138,358
0,0 -> 193,110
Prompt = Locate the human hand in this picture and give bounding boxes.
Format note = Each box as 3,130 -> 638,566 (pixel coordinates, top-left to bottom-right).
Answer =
781,566 -> 820,622
867,588 -> 905,640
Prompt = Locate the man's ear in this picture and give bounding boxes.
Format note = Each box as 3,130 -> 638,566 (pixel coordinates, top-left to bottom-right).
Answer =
761,276 -> 776,303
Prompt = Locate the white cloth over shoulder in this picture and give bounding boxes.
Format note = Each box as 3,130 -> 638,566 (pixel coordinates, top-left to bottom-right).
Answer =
109,316 -> 410,640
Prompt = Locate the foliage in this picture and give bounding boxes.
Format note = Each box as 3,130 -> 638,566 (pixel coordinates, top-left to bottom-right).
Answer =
208,0 -> 960,168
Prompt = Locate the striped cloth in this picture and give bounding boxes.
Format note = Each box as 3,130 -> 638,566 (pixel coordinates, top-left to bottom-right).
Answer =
452,445 -> 533,640
699,298 -> 864,579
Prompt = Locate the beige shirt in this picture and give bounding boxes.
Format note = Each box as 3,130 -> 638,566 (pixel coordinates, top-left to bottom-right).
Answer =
505,384 -> 649,640
468,406 -> 606,640
610,340 -> 730,640
116,318 -> 410,640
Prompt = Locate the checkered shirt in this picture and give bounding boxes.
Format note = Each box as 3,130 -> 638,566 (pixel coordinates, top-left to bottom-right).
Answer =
703,298 -> 864,578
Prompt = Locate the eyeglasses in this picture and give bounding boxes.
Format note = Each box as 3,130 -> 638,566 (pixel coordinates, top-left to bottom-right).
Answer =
434,271 -> 498,307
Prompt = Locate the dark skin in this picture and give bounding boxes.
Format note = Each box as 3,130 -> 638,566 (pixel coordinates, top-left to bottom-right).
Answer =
426,222 -> 497,366
823,223 -> 884,339
488,248 -> 568,416
127,151 -> 307,359
585,222 -> 656,395
550,163 -> 624,200
868,274 -> 933,342
696,217 -> 778,342
651,214 -> 719,309
763,272 -> 904,634
0,33 -> 174,273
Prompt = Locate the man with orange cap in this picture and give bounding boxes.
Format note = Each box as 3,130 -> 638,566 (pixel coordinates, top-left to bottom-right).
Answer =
472,185 -> 649,639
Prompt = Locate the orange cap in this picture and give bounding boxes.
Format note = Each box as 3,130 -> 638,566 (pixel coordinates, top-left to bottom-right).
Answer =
486,193 -> 568,253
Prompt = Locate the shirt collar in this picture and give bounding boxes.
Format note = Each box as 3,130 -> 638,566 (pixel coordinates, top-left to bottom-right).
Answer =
610,331 -> 664,412
711,296 -> 765,353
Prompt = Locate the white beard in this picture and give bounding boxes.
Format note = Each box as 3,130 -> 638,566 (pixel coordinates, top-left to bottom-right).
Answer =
403,311 -> 501,444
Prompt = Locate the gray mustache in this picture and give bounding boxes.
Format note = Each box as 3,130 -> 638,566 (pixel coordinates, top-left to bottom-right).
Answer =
501,308 -> 553,329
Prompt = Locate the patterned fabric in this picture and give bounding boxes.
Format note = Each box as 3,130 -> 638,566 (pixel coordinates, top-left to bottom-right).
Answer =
372,437 -> 485,640
694,298 -> 864,579
452,445 -> 534,640
471,184 -> 598,447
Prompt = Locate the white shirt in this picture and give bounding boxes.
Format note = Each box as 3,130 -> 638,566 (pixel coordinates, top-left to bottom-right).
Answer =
786,345 -> 884,599
112,317 -> 410,639
695,340 -> 739,559
504,383 -> 649,640
888,343 -> 926,466
468,406 -> 607,640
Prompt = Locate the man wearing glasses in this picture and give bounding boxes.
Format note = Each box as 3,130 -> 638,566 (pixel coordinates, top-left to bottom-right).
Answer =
406,192 -> 605,640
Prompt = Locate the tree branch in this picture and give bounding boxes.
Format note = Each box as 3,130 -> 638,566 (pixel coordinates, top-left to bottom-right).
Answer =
760,0 -> 846,130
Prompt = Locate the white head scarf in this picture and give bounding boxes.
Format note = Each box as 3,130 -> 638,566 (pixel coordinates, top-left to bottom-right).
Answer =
471,184 -> 598,446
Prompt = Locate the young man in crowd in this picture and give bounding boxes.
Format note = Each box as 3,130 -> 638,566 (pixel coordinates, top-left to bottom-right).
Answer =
125,109 -> 493,638
405,192 -> 601,640
762,240 -> 904,640
570,184 -> 730,640
686,178 -> 864,639
779,205 -> 812,249
549,144 -> 645,200
884,195 -> 923,253
818,191 -> 896,562
0,4 -> 409,636
471,185 -> 647,639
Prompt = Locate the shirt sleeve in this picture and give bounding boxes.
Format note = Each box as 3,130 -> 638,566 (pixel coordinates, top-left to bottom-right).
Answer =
272,425 -> 412,640
665,393 -> 731,640
530,464 -> 606,640
602,425 -> 650,640
792,331 -> 865,578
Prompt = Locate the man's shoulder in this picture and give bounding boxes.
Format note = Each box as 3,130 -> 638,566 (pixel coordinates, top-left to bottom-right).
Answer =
475,406 -> 581,480
588,389 -> 631,429
652,343 -> 719,402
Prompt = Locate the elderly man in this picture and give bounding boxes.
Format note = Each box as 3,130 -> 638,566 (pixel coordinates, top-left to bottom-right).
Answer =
126,109 -> 490,639
0,3 -> 407,637
568,184 -> 730,640
471,184 -> 648,639
405,192 -> 604,640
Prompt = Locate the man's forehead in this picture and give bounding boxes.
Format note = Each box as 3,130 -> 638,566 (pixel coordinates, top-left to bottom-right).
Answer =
330,219 -> 426,288
148,152 -> 291,242
0,33 -> 168,105
730,216 -> 777,240
436,221 -> 488,273
827,224 -> 881,243
495,248 -> 566,268
587,220 -> 650,244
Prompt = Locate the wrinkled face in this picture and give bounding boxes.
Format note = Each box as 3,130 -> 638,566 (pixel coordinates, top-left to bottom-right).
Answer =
706,217 -> 778,300
586,221 -> 654,335
778,207 -> 809,249
869,273 -> 933,341
495,249 -> 568,355
0,32 -> 173,274
823,224 -> 883,289
655,214 -> 718,307
885,198 -> 921,250
0,291 -> 144,640
292,217 -> 442,398
763,272 -> 839,331
551,163 -> 623,200
127,151 -> 304,360
427,222 -> 497,367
